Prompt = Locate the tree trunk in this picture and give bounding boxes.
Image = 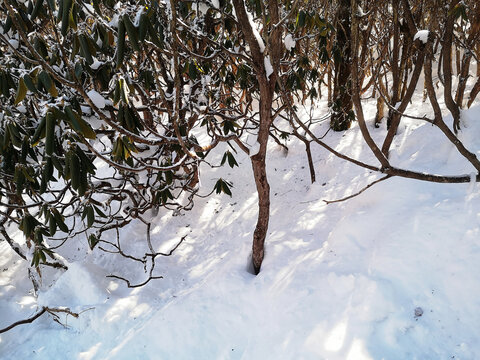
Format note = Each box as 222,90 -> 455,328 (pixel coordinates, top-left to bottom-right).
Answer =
442,0 -> 461,133
455,51 -> 472,108
330,0 -> 353,131
250,142 -> 270,274
387,0 -> 401,128
381,39 -> 426,156
477,44 -> 480,77
231,0 -> 281,274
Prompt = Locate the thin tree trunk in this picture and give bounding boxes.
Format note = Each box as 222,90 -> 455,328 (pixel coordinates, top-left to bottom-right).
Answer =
330,0 -> 353,131
424,36 -> 480,172
455,51 -> 472,108
250,130 -> 271,274
442,0 -> 461,132
231,0 -> 281,274
477,45 -> 480,77
327,62 -> 332,105
351,0 -> 390,169
374,96 -> 385,128
387,0 -> 401,128
381,40 -> 426,157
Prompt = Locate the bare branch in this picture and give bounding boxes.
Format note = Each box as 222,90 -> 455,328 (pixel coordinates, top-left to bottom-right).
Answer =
324,175 -> 392,204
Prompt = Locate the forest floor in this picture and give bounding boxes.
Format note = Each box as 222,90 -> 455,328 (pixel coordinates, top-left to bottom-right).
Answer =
1,89 -> 480,359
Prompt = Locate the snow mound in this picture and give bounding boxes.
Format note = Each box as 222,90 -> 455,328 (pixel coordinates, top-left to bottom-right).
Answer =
37,262 -> 107,308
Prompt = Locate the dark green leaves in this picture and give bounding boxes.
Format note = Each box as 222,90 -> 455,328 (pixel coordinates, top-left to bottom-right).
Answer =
221,151 -> 238,168
214,178 -> 232,196
88,234 -> 99,250
116,19 -> 126,69
123,15 -> 140,52
79,34 -> 94,65
65,106 -> 96,139
61,0 -> 73,36
296,10 -> 306,28
44,111 -> 56,156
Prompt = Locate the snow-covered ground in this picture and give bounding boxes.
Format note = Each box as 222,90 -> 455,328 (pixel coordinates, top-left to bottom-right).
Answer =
1,95 -> 480,359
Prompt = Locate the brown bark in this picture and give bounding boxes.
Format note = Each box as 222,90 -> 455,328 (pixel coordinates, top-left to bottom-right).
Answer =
231,0 -> 281,274
351,0 -> 390,169
387,0 -> 401,128
327,62 -> 332,105
424,37 -> 480,172
381,40 -> 426,157
374,96 -> 385,128
477,45 -> 480,77
468,78 -> 480,108
442,0 -> 462,133
330,0 -> 353,131
455,51 -> 473,107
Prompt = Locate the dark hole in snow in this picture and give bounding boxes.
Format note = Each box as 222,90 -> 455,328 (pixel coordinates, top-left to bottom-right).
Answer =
414,307 -> 424,318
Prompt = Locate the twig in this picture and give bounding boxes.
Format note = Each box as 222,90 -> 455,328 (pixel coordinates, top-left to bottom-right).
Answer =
147,235 -> 187,258
0,307 -> 80,334
107,235 -> 187,288
323,175 -> 392,204
106,274 -> 164,288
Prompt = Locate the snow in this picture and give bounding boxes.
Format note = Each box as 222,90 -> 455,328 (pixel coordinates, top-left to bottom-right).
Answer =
134,8 -> 144,27
264,56 -> 273,78
249,139 -> 260,157
108,14 -> 120,28
192,2 -> 209,15
2,92 -> 480,359
89,59 -> 104,70
244,3 -> 265,53
37,262 -> 107,308
8,39 -> 19,49
284,33 -> 296,51
414,30 -> 429,43
87,89 -> 106,109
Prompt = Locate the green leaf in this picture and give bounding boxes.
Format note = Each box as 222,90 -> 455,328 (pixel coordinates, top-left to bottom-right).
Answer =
123,15 -> 140,52
49,213 -> 57,236
23,74 -> 37,93
227,151 -> 238,167
79,34 -> 94,65
38,71 -> 57,97
52,209 -> 68,232
45,111 -> 55,156
296,10 -> 306,28
88,233 -> 99,250
188,61 -> 198,80
116,19 -> 125,69
214,178 -> 232,196
61,0 -> 73,36
14,78 -> 27,105
31,0 -> 45,20
138,12 -> 148,42
93,204 -> 107,218
65,106 -> 96,139
86,206 -> 95,227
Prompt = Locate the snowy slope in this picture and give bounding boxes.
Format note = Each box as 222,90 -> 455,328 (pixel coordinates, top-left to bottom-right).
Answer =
1,99 -> 480,359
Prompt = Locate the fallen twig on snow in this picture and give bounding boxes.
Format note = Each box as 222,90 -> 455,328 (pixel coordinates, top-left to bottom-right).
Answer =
0,307 -> 80,334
